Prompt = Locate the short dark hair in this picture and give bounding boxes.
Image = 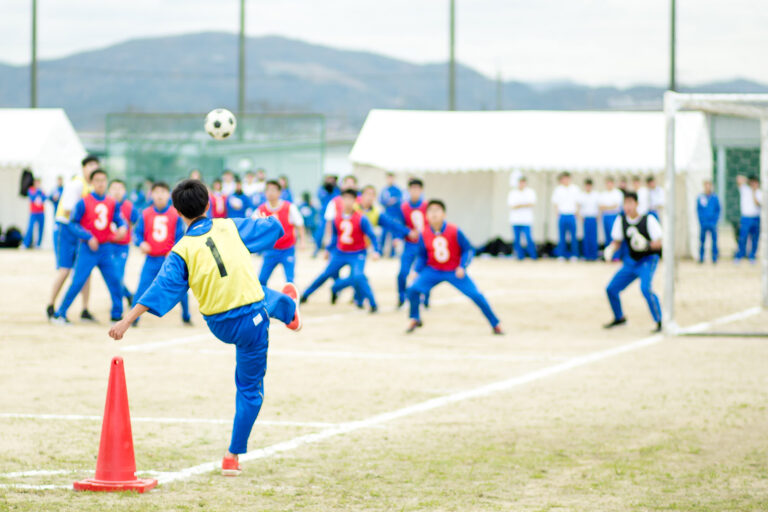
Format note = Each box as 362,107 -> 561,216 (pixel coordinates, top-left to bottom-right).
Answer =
341,188 -> 358,198
89,168 -> 107,180
109,179 -> 125,187
152,181 -> 170,191
212,178 -> 222,185
585,178 -> 593,186
172,179 -> 209,219
646,176 -> 656,184
81,155 -> 99,167
265,179 -> 282,191
624,191 -> 639,202
408,178 -> 423,188
749,175 -> 760,183
427,199 -> 446,211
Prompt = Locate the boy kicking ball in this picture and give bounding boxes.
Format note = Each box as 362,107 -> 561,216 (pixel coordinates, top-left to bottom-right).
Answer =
109,179 -> 301,476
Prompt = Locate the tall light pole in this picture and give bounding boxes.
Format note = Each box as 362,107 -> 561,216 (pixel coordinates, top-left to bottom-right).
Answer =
30,0 -> 37,108
238,0 -> 246,115
669,0 -> 676,91
448,0 -> 456,110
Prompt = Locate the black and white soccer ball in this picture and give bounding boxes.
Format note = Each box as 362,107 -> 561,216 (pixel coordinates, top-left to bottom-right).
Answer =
204,108 -> 237,140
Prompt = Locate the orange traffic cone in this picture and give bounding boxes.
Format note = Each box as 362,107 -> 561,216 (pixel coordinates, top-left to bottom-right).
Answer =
74,357 -> 157,493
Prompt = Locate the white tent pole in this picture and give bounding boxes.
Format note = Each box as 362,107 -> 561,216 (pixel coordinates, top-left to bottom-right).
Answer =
663,91 -> 678,334
761,119 -> 768,308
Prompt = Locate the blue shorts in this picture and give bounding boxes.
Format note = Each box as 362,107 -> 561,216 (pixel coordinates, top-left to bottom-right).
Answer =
55,222 -> 78,270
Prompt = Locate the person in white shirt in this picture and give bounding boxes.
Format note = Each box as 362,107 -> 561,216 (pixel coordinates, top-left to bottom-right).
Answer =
735,175 -> 763,262
647,176 -> 665,220
254,169 -> 267,195
551,172 -> 580,260
633,176 -> 650,215
221,170 -> 237,196
507,176 -> 537,260
599,176 -> 624,252
242,171 -> 259,197
603,191 -> 663,332
578,178 -> 600,261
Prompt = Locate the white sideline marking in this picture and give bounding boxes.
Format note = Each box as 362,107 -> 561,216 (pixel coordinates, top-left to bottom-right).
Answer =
676,307 -> 762,335
0,413 -> 339,429
8,307 -> 751,491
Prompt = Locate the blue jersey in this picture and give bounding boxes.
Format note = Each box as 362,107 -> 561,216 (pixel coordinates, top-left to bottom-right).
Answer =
298,201 -> 318,231
317,184 -> 340,215
379,185 -> 404,219
697,193 -> 720,227
49,186 -> 64,212
227,193 -> 253,218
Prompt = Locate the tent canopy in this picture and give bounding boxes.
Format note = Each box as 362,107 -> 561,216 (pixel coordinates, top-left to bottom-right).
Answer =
0,109 -> 85,246
349,109 -> 711,175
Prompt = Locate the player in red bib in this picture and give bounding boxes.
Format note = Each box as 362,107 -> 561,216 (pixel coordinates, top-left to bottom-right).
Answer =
22,177 -> 47,248
398,178 -> 430,308
256,180 -> 305,285
133,182 -> 190,325
208,178 -> 228,218
108,179 -> 140,307
300,188 -> 381,311
53,169 -> 127,323
406,199 -> 503,334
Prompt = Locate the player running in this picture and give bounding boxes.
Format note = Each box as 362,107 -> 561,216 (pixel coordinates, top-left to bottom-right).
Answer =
602,191 -> 663,332
47,156 -> 100,322
255,180 -> 305,286
300,188 -> 381,310
52,169 -> 127,324
132,182 -> 191,326
109,179 -> 301,476
108,179 -> 139,306
405,200 -> 503,335
398,178 -> 430,308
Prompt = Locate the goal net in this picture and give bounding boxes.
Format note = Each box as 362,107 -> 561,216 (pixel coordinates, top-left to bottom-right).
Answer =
663,92 -> 768,336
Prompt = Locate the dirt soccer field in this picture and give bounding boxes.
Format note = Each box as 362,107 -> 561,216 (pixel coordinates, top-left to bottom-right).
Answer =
1,247 -> 767,511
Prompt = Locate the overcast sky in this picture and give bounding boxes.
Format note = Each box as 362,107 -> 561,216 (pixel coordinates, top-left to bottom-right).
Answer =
2,0 -> 767,86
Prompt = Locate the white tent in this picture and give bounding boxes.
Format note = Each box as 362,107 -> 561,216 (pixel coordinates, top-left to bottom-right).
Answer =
349,109 -> 712,257
0,109 -> 86,247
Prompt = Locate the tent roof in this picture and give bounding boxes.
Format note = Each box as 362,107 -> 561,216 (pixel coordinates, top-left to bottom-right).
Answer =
0,108 -> 85,169
349,109 -> 711,174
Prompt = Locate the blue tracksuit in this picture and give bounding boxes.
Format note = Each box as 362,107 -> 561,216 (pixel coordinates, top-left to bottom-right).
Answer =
111,199 -> 140,301
696,193 -> 720,263
23,188 -> 47,248
133,205 -> 190,322
313,185 -> 340,255
259,246 -> 296,285
407,224 -> 499,328
298,201 -> 318,247
280,189 -> 293,203
227,193 -> 253,218
333,210 -> 410,306
557,214 -> 578,258
55,194 -> 126,320
137,217 -> 295,455
582,216 -> 599,261
606,254 -> 662,323
512,225 -> 537,260
49,186 -> 63,255
379,185 -> 404,257
304,215 -> 380,308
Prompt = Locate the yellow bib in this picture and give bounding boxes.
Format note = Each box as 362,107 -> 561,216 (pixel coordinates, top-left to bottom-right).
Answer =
172,218 -> 264,316
355,203 -> 380,227
56,174 -> 92,219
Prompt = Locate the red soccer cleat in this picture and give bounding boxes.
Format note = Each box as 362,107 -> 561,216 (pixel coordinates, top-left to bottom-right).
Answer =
282,283 -> 302,332
493,325 -> 505,336
222,455 -> 241,476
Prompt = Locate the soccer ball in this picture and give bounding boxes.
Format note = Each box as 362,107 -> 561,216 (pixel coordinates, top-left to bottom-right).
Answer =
205,108 -> 237,140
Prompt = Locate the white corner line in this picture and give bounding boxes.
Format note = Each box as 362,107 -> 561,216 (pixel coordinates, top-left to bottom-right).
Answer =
675,306 -> 762,335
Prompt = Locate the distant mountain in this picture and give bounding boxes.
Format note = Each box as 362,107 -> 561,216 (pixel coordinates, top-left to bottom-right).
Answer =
2,32 -> 767,135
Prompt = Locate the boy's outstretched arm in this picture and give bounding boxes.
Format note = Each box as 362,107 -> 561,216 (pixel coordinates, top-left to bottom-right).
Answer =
109,304 -> 149,340
232,216 -> 284,253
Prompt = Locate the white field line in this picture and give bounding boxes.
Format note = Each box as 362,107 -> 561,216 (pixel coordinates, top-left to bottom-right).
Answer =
675,306 -> 762,335
119,289 -> 510,353
6,307 -> 754,491
0,413 -> 339,429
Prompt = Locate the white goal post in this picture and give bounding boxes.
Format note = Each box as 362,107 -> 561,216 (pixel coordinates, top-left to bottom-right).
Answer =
664,92 -> 768,334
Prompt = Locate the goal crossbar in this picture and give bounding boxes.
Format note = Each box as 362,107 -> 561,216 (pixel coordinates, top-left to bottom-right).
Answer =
664,92 -> 768,335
